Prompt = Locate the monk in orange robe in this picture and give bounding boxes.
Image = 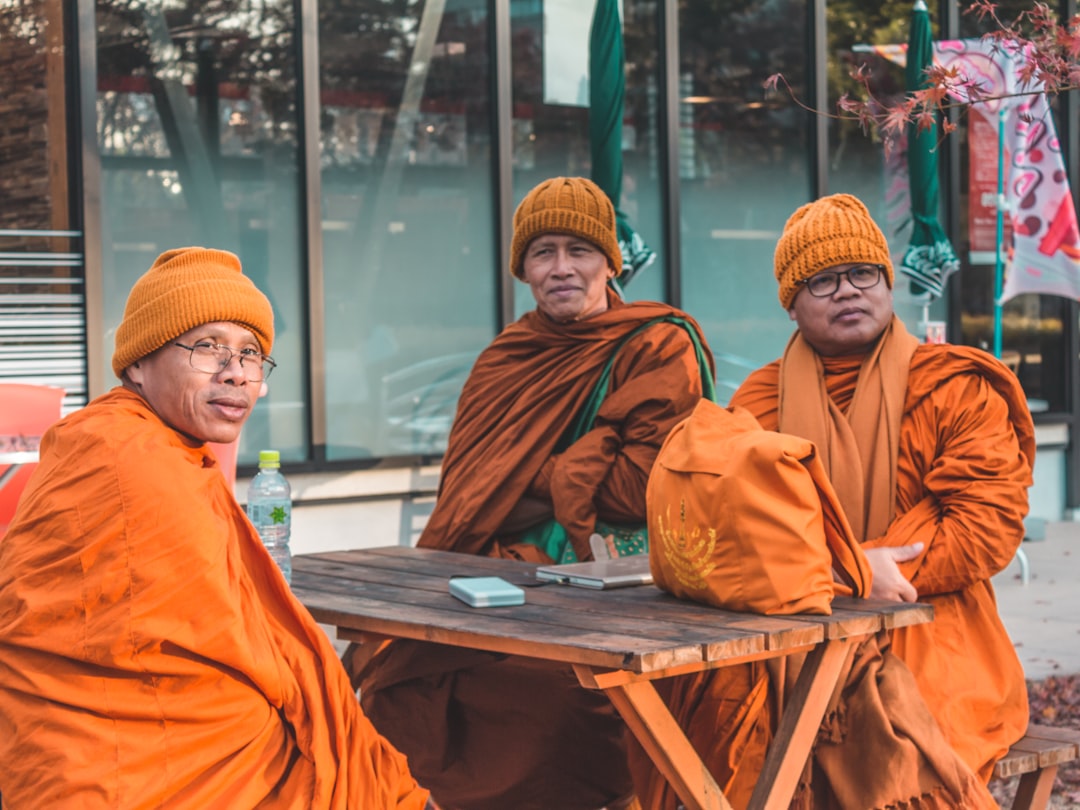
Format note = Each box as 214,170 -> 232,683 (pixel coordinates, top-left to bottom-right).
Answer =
0,248 -> 429,809
632,194 -> 1031,809
355,177 -> 715,810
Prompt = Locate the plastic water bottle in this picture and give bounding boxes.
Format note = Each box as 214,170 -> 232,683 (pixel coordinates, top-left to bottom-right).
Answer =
247,449 -> 292,584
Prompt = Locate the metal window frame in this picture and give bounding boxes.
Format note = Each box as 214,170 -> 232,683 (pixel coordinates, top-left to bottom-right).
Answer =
810,0 -> 828,198
298,0 -> 326,459
658,0 -> 681,305
77,0 -> 104,400
493,0 -> 514,326
1063,0 -> 1080,510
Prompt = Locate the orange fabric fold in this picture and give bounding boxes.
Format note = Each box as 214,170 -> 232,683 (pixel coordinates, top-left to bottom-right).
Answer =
634,386 -> 992,809
647,399 -> 871,615
632,334 -> 1033,808
419,289 -> 713,560
793,633 -> 996,809
0,389 -> 428,809
779,315 -> 919,541
359,293 -> 713,810
734,339 -> 1033,781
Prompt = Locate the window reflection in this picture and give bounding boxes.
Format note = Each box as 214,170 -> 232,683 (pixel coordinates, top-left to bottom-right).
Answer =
95,0 -> 308,462
678,0 -> 811,401
824,0 -> 946,332
319,0 -> 496,460
510,0 -> 665,311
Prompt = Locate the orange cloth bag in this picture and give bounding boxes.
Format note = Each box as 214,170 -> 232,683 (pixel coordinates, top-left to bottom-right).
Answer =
648,399 -> 871,614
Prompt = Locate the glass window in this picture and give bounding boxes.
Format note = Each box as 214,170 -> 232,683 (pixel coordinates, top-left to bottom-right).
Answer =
825,0 -> 947,333
677,0 -> 812,402
0,2 -> 83,403
319,0 -> 497,460
510,0 -> 665,315
95,0 -> 307,462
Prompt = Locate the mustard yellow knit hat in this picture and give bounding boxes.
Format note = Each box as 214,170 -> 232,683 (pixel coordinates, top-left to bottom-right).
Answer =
510,176 -> 622,279
774,193 -> 893,308
111,247 -> 274,378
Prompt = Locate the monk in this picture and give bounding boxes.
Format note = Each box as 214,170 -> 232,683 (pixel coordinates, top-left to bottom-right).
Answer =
0,248 -> 430,808
632,193 -> 1033,809
354,176 -> 716,810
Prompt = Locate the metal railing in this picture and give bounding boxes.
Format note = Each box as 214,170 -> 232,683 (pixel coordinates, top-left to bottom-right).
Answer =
0,230 -> 87,409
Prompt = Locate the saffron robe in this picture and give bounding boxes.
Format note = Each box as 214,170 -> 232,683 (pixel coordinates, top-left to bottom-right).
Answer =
0,388 -> 429,809
630,334 -> 1031,809
418,289 -> 714,561
358,293 -> 714,810
734,340 -> 1033,782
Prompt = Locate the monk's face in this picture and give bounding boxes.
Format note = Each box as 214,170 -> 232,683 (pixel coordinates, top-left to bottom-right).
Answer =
787,263 -> 894,356
522,234 -> 614,322
124,321 -> 264,444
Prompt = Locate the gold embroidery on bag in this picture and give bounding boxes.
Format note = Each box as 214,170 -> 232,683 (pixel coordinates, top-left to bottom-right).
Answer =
657,498 -> 717,590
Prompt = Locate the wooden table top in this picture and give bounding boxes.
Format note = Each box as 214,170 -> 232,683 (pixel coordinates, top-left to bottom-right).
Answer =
292,546 -> 932,675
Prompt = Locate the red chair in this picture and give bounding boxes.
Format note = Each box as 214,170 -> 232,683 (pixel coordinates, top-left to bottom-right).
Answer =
207,438 -> 240,491
0,383 -> 65,536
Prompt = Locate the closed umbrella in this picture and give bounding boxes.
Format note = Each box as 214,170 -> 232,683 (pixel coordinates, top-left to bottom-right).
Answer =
899,0 -> 959,300
589,0 -> 655,289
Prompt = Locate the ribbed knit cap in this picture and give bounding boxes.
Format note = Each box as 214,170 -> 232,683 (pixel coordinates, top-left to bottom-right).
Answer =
111,247 -> 274,378
510,176 -> 623,279
774,194 -> 893,308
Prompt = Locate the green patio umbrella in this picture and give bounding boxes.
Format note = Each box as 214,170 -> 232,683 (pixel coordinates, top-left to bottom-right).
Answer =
589,0 -> 655,289
899,0 -> 959,300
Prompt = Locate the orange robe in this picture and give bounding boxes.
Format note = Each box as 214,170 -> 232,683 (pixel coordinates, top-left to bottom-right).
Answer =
0,388 -> 429,809
358,293 -> 713,810
419,289 -> 714,561
732,342 -> 1033,782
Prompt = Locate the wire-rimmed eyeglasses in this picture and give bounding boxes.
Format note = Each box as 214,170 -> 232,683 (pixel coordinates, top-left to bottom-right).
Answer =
799,264 -> 885,298
173,341 -> 276,382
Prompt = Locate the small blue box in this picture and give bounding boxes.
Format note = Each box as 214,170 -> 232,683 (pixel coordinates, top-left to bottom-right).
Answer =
449,576 -> 526,608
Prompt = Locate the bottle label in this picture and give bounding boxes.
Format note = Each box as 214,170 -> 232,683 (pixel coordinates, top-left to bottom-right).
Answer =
248,501 -> 291,546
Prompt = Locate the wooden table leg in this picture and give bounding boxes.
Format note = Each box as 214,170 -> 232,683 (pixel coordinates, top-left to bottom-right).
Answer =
747,638 -> 855,810
599,678 -> 733,810
1012,764 -> 1058,810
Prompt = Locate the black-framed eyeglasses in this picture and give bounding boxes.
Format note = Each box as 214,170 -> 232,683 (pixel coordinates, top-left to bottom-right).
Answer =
173,341 -> 276,382
800,264 -> 885,298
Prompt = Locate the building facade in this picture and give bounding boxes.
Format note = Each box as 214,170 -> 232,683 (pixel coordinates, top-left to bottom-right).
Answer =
2,0 -> 1077,542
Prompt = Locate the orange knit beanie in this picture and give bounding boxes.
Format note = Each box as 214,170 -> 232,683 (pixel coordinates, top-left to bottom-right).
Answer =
774,193 -> 893,308
509,176 -> 623,279
111,247 -> 274,378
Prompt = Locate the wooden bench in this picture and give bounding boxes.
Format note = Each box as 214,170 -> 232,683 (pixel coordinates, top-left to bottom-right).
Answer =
992,724 -> 1080,809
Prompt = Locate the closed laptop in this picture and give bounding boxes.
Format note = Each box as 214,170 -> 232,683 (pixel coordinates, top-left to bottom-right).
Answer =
535,554 -> 653,590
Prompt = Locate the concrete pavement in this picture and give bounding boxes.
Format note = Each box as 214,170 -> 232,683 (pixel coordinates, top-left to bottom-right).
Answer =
993,520 -> 1080,680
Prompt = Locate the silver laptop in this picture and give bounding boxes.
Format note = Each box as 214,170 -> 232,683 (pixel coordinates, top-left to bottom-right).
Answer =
535,554 -> 653,590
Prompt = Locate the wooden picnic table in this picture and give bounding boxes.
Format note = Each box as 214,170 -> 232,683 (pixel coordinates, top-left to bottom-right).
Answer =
292,546 -> 933,810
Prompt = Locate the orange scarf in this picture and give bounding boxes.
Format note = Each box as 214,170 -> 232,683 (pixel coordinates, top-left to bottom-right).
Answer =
778,316 -> 919,541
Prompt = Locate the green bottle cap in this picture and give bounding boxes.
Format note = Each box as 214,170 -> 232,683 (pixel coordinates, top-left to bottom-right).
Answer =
258,450 -> 281,468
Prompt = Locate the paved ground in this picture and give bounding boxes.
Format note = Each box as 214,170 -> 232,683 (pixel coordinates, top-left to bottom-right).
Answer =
993,520 -> 1080,680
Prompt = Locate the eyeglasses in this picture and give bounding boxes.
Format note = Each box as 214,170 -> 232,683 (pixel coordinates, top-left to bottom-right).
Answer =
173,341 -> 276,382
800,264 -> 885,298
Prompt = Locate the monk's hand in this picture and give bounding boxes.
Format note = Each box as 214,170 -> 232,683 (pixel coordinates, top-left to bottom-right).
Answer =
864,543 -> 923,602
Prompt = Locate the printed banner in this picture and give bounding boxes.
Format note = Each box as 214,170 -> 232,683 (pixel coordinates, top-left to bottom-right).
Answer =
875,39 -> 1080,302
967,107 -> 1010,256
